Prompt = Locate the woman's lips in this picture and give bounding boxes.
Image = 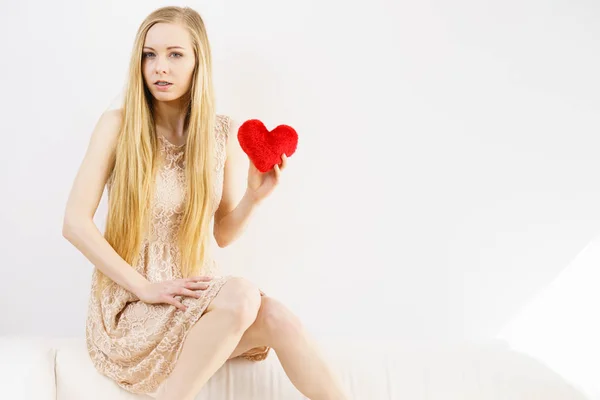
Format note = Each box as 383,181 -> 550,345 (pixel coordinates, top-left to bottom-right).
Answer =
155,83 -> 172,91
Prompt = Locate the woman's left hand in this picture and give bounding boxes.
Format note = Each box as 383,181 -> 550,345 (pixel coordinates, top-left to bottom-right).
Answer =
246,154 -> 288,205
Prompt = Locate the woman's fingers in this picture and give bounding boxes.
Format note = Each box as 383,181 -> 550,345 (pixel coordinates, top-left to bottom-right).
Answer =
273,164 -> 281,180
272,153 -> 287,178
186,276 -> 212,282
176,288 -> 202,299
249,160 -> 259,174
159,278 -> 213,310
163,295 -> 187,312
185,282 -> 210,290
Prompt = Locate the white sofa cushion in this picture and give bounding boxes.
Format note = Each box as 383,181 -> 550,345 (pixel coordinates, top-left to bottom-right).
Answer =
53,337 -> 432,399
53,336 -> 400,399
0,336 -> 56,400
0,336 -> 590,400
53,337 -> 590,400
54,338 -> 304,400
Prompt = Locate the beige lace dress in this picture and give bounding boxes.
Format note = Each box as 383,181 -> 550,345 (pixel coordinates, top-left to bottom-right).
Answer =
85,114 -> 270,395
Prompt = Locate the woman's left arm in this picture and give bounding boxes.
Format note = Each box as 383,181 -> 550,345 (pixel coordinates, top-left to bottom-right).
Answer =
213,118 -> 287,248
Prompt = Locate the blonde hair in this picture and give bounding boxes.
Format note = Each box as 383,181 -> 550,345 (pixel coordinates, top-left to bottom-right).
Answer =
97,6 -> 216,296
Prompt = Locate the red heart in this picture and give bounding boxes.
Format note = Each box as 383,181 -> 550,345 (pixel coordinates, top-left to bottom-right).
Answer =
237,119 -> 298,173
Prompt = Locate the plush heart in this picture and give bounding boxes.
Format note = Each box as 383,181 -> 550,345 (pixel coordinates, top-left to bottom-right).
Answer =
237,119 -> 298,173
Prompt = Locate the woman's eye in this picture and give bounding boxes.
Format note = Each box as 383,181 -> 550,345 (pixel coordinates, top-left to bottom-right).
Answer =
142,52 -> 181,58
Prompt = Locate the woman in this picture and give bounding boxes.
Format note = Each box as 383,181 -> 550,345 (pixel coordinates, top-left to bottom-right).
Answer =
62,5 -> 348,400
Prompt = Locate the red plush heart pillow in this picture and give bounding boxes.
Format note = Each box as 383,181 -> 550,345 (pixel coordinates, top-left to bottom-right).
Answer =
237,119 -> 298,173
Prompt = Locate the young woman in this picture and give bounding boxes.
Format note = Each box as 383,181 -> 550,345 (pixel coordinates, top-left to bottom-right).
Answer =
62,5 -> 348,400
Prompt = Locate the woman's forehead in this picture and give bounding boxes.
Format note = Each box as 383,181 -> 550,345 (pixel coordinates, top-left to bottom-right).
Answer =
144,23 -> 191,49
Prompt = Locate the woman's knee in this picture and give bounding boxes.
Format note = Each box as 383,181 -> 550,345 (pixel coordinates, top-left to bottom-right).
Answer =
256,297 -> 303,344
207,277 -> 261,330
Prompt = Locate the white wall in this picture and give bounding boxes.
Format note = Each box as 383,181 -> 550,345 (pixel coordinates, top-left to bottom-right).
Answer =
1,0 -> 599,346
498,234 -> 600,398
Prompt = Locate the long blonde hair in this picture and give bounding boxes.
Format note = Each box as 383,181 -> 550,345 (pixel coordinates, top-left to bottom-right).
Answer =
97,6 -> 216,296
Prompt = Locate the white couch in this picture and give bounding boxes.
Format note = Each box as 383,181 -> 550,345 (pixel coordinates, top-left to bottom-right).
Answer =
0,336 -> 590,400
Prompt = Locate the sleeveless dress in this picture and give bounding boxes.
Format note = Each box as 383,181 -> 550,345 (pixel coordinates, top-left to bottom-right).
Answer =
85,114 -> 270,395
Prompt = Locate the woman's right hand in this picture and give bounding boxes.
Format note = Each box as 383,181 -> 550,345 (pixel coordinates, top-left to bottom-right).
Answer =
136,276 -> 213,311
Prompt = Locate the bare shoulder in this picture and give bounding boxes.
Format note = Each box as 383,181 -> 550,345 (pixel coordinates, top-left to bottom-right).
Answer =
99,108 -> 123,138
104,107 -> 123,122
89,108 -> 123,158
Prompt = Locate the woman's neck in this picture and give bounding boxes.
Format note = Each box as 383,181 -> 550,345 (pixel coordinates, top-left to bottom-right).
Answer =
152,99 -> 188,138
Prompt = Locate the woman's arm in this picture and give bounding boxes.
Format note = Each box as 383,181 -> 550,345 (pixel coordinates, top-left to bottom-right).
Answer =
213,118 -> 260,248
213,117 -> 287,248
62,109 -> 149,296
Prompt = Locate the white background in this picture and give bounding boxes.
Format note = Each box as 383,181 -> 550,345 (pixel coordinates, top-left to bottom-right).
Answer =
1,0 -> 598,356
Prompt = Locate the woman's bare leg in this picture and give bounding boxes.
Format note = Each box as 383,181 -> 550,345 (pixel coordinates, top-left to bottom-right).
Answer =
155,277 -> 261,400
229,296 -> 350,400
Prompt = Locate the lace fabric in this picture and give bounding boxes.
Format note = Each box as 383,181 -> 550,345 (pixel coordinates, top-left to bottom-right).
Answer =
85,115 -> 269,394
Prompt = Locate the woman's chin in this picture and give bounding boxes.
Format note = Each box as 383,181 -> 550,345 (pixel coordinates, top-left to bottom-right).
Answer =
152,92 -> 180,102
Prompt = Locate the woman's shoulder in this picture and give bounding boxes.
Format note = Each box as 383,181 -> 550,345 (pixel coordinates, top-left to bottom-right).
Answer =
95,108 -> 123,148
105,108 -> 124,125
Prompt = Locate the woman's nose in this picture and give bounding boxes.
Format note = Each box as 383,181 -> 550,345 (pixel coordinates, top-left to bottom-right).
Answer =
155,57 -> 168,74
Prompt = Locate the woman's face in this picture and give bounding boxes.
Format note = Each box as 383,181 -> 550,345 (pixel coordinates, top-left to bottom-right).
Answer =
142,22 -> 196,102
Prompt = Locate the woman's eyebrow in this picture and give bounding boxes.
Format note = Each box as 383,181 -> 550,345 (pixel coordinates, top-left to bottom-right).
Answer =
143,46 -> 185,50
